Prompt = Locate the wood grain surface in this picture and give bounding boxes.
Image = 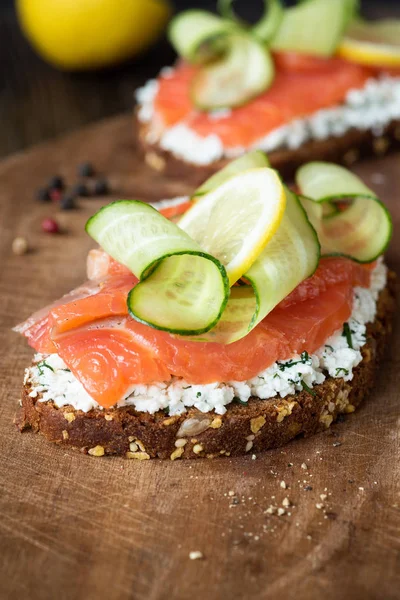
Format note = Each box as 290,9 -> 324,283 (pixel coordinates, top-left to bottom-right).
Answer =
0,115 -> 399,600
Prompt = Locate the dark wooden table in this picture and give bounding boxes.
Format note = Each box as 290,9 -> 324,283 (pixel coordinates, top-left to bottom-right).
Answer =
0,114 -> 399,600
1,0 -> 400,158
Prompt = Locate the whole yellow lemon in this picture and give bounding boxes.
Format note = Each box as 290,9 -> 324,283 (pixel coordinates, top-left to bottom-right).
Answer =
16,0 -> 172,70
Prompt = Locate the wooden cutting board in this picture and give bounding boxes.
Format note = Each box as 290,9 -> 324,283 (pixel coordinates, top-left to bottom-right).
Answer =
0,115 -> 399,600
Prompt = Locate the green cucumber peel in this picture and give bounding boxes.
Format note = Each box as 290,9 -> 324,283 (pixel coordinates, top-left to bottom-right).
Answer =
296,162 -> 392,263
271,0 -> 349,57
86,200 -> 230,335
167,10 -> 237,64
190,33 -> 274,110
193,150 -> 270,197
217,0 -> 284,43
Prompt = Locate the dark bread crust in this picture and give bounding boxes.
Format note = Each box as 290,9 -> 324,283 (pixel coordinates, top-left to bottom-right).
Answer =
16,274 -> 396,460
136,114 -> 400,185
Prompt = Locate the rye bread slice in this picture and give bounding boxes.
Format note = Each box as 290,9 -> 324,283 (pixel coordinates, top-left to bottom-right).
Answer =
136,114 -> 400,185
15,274 -> 396,460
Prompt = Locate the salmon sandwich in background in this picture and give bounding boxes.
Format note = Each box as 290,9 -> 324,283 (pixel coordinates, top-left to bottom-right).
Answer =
136,0 -> 400,184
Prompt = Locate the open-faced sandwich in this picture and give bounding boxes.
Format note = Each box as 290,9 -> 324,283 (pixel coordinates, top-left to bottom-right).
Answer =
136,0 -> 400,184
15,154 -> 395,459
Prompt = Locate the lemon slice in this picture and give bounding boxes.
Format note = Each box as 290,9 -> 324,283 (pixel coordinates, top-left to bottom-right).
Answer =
178,167 -> 286,285
338,19 -> 400,68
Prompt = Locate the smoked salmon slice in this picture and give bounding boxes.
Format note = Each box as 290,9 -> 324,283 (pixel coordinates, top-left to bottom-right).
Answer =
15,249 -> 373,408
54,318 -> 171,408
13,280 -> 103,354
52,280 -> 356,408
152,55 -> 372,148
49,274 -> 137,336
15,253 -> 372,408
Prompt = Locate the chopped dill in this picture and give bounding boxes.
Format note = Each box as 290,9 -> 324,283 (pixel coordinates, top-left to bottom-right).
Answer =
233,397 -> 248,405
335,367 -> 349,377
277,350 -> 311,371
342,323 -> 353,349
301,381 -> 316,396
37,360 -> 55,376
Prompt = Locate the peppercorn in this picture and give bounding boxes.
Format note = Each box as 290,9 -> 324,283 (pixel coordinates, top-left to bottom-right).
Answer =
93,179 -> 109,195
42,218 -> 59,233
61,195 -> 75,210
50,189 -> 62,203
72,183 -> 89,197
36,187 -> 50,202
78,162 -> 95,177
48,175 -> 64,190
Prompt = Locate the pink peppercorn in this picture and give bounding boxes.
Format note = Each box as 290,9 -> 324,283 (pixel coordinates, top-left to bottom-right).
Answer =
50,189 -> 62,203
42,218 -> 59,233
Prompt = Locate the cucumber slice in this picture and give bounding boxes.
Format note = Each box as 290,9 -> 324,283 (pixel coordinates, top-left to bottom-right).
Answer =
194,150 -> 270,197
86,201 -> 229,335
191,33 -> 274,110
245,187 -> 320,328
217,0 -> 284,43
296,162 -> 392,263
252,0 -> 284,43
271,0 -> 348,57
168,9 -> 237,63
186,187 -> 320,344
343,0 -> 360,27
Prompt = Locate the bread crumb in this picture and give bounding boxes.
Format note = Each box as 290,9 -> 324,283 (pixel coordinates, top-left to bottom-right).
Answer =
265,505 -> 276,515
189,551 -> 203,560
62,430 -> 69,440
301,462 -> 308,470
163,417 -> 177,426
104,414 -> 113,421
170,447 -> 184,461
245,440 -> 253,452
193,443 -> 204,454
145,151 -> 166,172
316,503 -> 324,510
210,417 -> 222,429
252,454 -> 257,460
277,508 -> 286,516
228,490 -> 235,497
250,416 -> 266,434
136,439 -> 146,452
282,497 -> 291,508
320,494 -> 327,501
280,480 -> 287,489
126,451 -> 150,460
64,412 -> 75,423
175,438 -> 187,448
12,236 -> 29,255
88,445 -> 105,457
